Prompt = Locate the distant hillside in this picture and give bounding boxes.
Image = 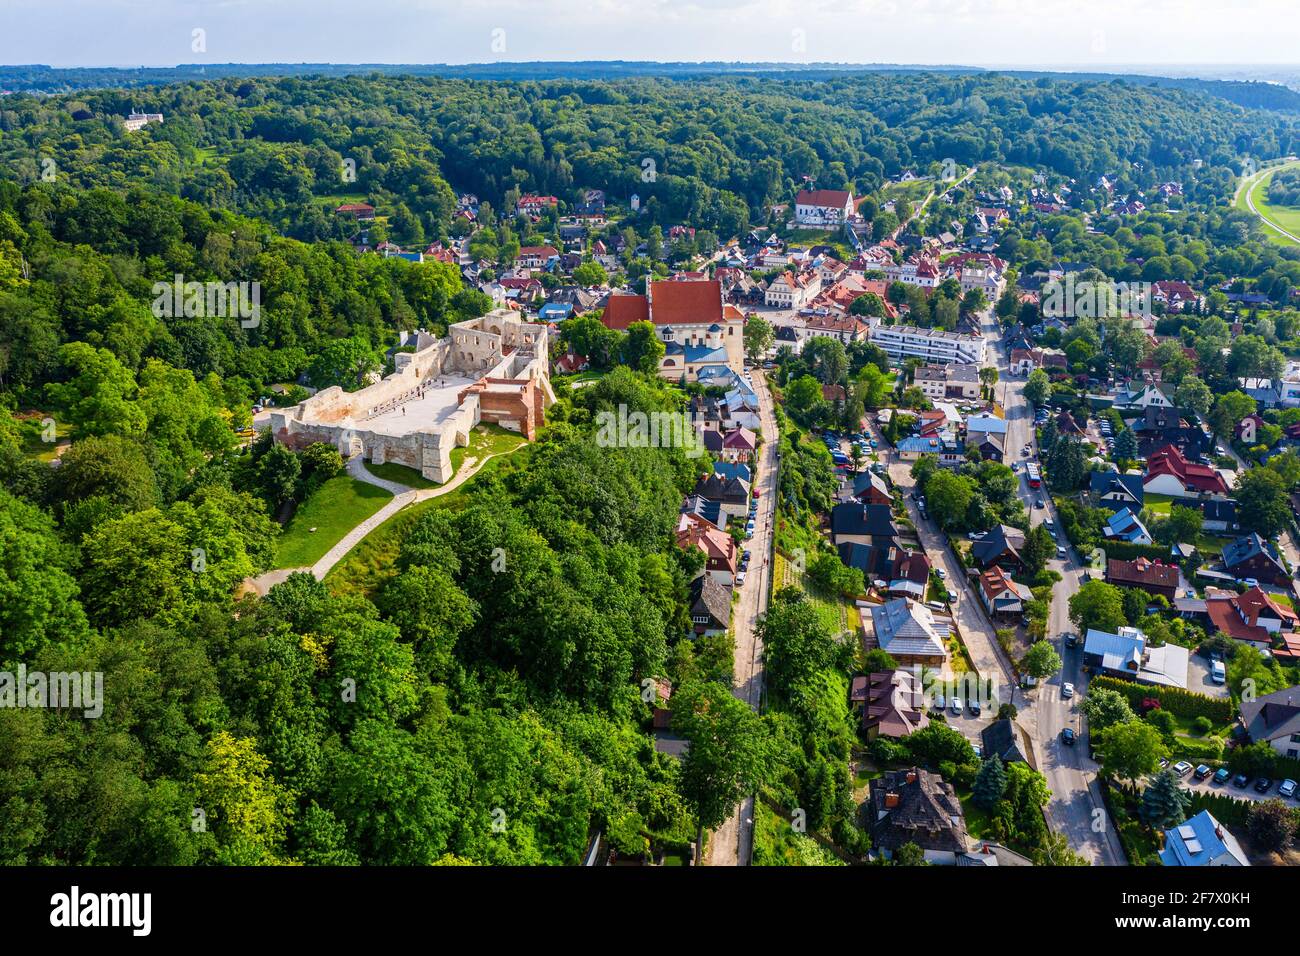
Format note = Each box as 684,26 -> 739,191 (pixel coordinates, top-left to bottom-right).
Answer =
4,61 -> 1300,113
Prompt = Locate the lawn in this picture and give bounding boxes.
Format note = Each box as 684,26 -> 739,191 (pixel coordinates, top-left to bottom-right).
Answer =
1142,493 -> 1176,515
363,460 -> 439,489
274,476 -> 393,568
1236,161 -> 1300,247
325,448 -> 530,596
957,789 -> 995,841
450,423 -> 527,476
18,416 -> 71,462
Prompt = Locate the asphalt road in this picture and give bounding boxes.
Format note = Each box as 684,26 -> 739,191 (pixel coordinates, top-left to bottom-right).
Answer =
707,365 -> 778,867
990,314 -> 1126,866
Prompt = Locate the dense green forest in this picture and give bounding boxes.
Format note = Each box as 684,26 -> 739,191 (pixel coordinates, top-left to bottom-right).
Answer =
2,68 -> 1300,865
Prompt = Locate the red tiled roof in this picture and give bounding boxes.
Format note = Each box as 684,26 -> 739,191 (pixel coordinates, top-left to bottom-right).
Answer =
1106,557 -> 1178,592
647,279 -> 724,327
600,293 -> 651,331
1206,586 -> 1297,645
796,188 -> 852,209
1145,445 -> 1229,495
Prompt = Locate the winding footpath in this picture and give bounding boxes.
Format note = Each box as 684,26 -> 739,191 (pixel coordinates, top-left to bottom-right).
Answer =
246,450 -> 504,595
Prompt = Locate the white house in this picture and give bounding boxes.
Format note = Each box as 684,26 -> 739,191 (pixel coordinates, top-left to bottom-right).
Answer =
794,188 -> 854,227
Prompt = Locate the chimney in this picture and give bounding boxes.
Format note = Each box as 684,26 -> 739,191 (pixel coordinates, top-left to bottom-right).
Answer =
905,771 -> 918,785
884,793 -> 901,809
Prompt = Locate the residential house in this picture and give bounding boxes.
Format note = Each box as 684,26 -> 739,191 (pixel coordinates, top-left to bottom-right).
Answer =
1159,812 -> 1249,867
971,524 -> 1026,570
975,434 -> 1005,463
1082,625 -> 1189,688
866,598 -> 948,665
867,768 -> 971,864
1088,471 -> 1145,508
799,313 -> 871,346
675,513 -> 737,586
915,363 -> 981,402
895,434 -> 944,461
1206,586 -> 1298,651
1103,507 -> 1153,545
515,245 -> 559,270
1105,557 -> 1179,601
1132,406 -> 1211,460
722,387 -> 762,432
965,412 -> 1009,449
856,670 -> 929,740
691,473 -> 750,520
1238,686 -> 1300,759
980,719 -> 1036,770
721,427 -> 757,463
680,494 -> 726,530
852,470 -> 892,506
335,202 -> 376,221
688,574 -> 731,637
688,395 -> 724,431
712,461 -> 752,484
978,565 -> 1033,622
1221,534 -> 1289,587
765,269 -> 822,308
1151,280 -> 1202,313
1143,445 -> 1229,498
838,542 -> 930,598
830,502 -> 898,548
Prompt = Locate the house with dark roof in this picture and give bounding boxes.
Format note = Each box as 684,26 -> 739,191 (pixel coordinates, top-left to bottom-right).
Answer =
1132,406 -> 1211,460
867,768 -> 971,863
1195,498 -> 1239,533
830,502 -> 898,547
1239,685 -> 1300,759
980,719 -> 1036,770
688,574 -> 731,637
680,494 -> 725,530
839,542 -> 929,597
1105,557 -> 1179,601
855,670 -> 929,740
675,513 -> 737,586
1088,471 -> 1144,508
971,524 -> 1025,570
852,470 -> 892,506
1221,534 -> 1289,586
692,473 -> 750,519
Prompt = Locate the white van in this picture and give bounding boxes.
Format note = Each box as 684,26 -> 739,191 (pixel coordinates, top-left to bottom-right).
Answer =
1211,660 -> 1226,684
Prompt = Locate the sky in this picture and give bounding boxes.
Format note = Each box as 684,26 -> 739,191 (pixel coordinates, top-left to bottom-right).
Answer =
1,0 -> 1298,71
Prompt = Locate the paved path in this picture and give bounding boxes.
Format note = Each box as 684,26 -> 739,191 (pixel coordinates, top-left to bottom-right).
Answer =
1238,159 -> 1300,244
245,450 -> 501,596
706,367 -> 778,867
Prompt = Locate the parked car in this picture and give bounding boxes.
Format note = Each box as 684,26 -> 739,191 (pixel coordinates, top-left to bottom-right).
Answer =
1194,764 -> 1212,780
1056,546 -> 1067,558
1061,682 -> 1074,698
1035,499 -> 1044,509
927,601 -> 946,612
968,698 -> 981,716
936,568 -> 946,579
1232,773 -> 1250,789
1172,761 -> 1194,777
1063,632 -> 1078,648
1280,779 -> 1297,798
1061,727 -> 1076,746
1255,777 -> 1273,793
1211,660 -> 1226,684
1213,768 -> 1231,785
735,571 -> 747,586
949,697 -> 963,716
931,692 -> 945,712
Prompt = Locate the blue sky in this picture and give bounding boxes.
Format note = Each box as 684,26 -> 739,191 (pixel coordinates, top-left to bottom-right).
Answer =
0,0 -> 1295,69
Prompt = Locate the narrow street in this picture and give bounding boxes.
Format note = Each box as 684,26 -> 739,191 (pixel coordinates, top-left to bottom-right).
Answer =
706,365 -> 778,866
988,313 -> 1126,865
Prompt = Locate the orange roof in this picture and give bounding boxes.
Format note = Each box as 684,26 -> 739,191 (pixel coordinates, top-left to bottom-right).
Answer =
646,279 -> 723,327
600,293 -> 650,331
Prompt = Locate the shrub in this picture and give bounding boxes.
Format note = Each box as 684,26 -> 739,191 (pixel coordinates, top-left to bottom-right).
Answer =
1191,716 -> 1213,736
1090,676 -> 1233,723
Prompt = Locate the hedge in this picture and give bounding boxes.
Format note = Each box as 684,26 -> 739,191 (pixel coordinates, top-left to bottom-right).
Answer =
1089,675 -> 1235,723
1185,790 -> 1252,829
